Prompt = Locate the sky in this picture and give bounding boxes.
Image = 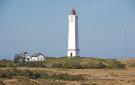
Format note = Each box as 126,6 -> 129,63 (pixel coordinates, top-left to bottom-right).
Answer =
0,0 -> 135,59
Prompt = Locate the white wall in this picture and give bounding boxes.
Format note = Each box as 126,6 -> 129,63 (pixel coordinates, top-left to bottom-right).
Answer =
67,15 -> 79,57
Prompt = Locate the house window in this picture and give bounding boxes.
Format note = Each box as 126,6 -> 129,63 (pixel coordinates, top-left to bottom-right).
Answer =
27,58 -> 30,61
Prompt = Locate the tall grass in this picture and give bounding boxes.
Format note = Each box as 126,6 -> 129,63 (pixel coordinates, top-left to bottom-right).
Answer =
0,68 -> 84,81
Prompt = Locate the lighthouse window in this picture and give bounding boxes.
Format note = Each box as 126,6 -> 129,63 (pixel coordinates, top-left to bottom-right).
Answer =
71,20 -> 73,22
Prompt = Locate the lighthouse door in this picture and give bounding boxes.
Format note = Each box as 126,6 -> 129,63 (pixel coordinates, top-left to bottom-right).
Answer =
70,53 -> 72,57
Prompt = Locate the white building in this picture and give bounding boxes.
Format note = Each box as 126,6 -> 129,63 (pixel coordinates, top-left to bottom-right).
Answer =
24,52 -> 45,62
67,8 -> 80,57
24,52 -> 31,61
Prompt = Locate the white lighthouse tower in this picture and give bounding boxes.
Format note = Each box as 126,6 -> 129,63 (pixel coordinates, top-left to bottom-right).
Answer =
67,8 -> 80,57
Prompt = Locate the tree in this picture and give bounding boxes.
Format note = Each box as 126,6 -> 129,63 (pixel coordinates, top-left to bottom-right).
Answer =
14,54 -> 25,63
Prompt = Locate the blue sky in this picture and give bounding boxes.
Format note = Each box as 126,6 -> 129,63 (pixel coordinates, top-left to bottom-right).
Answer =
0,0 -> 135,59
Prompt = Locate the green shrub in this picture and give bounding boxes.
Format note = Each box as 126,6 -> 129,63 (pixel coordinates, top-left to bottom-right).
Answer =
0,70 -> 15,79
51,73 -> 84,81
116,63 -> 125,68
81,82 -> 98,85
81,62 -> 96,69
51,62 -> 64,68
0,69 -> 84,81
0,72 -> 6,78
107,61 -> 125,69
95,62 -> 106,69
17,61 -> 46,67
0,64 -> 6,67
0,59 -> 16,67
127,62 -> 135,67
71,62 -> 83,69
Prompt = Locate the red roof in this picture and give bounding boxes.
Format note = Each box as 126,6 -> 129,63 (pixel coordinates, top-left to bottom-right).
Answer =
71,8 -> 76,15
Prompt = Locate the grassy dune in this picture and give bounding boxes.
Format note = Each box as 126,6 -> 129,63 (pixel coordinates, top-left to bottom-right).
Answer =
0,57 -> 134,85
0,67 -> 135,85
25,57 -> 125,69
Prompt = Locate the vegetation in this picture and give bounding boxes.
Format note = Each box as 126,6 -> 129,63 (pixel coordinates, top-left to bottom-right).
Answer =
0,67 -> 135,85
44,57 -> 125,69
0,68 -> 84,81
0,59 -> 16,67
0,57 -> 125,69
16,61 -> 46,67
81,83 -> 98,85
127,62 -> 135,67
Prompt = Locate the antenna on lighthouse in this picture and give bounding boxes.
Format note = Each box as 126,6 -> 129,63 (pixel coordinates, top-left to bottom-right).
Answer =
124,28 -> 127,61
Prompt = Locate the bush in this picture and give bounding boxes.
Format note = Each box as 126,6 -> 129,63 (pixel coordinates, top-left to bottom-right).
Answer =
17,61 -> 46,67
107,61 -> 125,69
51,63 -> 64,68
0,70 -> 15,79
0,72 -> 6,78
127,62 -> 135,67
0,59 -> 16,67
95,62 -> 106,69
116,63 -> 125,68
26,70 -> 41,79
81,62 -> 94,69
0,69 -> 84,81
51,73 -> 84,81
71,63 -> 83,69
81,83 -> 98,85
12,76 -> 29,81
0,64 -> 6,67
61,58 -> 83,69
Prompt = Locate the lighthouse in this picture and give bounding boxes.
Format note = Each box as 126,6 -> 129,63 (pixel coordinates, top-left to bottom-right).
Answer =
67,8 -> 80,57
